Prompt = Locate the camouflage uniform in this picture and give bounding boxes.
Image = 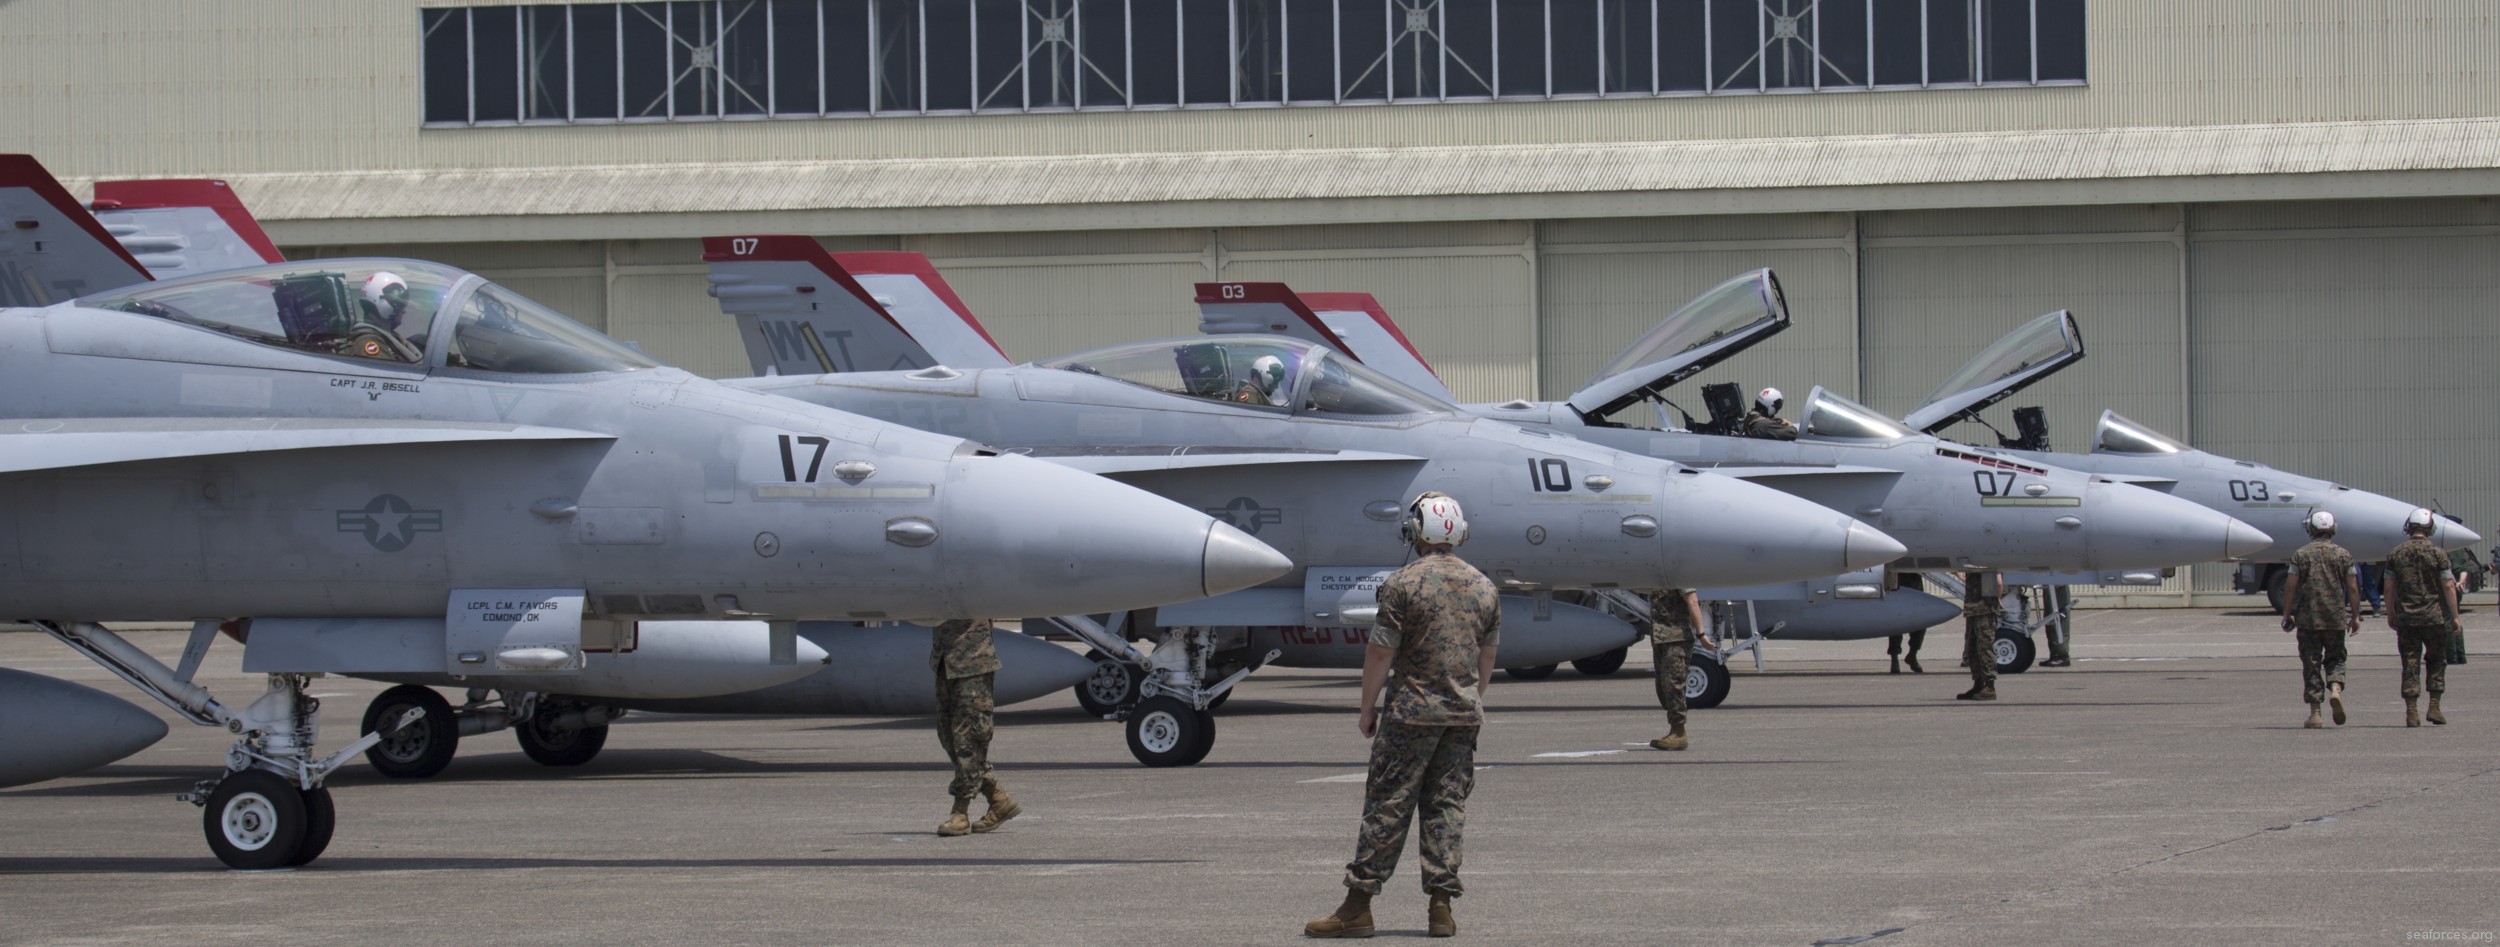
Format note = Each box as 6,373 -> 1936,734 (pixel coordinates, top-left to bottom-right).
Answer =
2445,548 -> 2477,663
1345,550 -> 1500,898
1647,589 -> 1697,728
2385,537 -> 2453,701
930,619 -> 1001,801
1961,572 -> 2001,693
2285,538 -> 2355,706
1742,410 -> 1798,441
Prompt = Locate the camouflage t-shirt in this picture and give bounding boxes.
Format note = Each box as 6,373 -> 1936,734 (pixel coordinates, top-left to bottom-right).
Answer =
1646,589 -> 1697,644
2287,539 -> 2355,630
929,618 -> 1001,679
1370,551 -> 1502,726
2385,537 -> 2454,628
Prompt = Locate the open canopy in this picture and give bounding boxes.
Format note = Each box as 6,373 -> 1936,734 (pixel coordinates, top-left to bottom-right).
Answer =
1904,310 -> 2085,434
2093,410 -> 2190,455
1799,386 -> 1915,441
1566,268 -> 1789,421
1037,335 -> 1450,418
78,258 -> 663,375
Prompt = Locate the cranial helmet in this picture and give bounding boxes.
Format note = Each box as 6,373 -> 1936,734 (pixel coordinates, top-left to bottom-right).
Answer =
2306,510 -> 2336,534
1401,491 -> 1469,548
1755,387 -> 1785,416
1249,354 -> 1288,404
362,272 -> 409,318
2406,508 -> 2436,534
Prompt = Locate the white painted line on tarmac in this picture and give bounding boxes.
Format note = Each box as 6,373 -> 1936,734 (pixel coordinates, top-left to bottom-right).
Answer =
1984,771 -> 2112,776
1300,773 -> 1369,783
1533,750 -> 1627,758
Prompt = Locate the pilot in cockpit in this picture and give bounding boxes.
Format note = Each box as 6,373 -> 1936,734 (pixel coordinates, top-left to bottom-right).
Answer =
1235,354 -> 1291,407
1744,387 -> 1799,441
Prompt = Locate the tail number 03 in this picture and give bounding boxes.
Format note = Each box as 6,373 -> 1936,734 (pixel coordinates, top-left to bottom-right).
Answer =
1216,283 -> 1247,300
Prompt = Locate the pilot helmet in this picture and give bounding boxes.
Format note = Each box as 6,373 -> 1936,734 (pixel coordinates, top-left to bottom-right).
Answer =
2306,510 -> 2336,535
2405,508 -> 2436,534
1250,354 -> 1289,406
1755,387 -> 1784,416
1401,491 -> 1469,548
362,272 -> 410,319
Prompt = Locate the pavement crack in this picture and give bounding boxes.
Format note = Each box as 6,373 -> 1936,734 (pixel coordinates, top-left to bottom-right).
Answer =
2108,762 -> 2500,877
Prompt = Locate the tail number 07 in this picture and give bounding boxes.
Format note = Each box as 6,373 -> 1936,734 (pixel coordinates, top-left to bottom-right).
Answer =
1972,471 -> 2017,496
730,237 -> 760,256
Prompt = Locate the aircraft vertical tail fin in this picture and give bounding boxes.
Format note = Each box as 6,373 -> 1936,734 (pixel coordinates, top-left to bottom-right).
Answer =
828,252 -> 1011,368
702,236 -> 1008,377
1195,281 -> 1454,401
0,154 -> 155,306
88,178 -> 287,277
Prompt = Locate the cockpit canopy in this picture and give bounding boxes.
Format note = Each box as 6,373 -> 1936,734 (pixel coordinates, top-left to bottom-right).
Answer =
1904,310 -> 2084,434
1566,268 -> 1789,420
1799,386 -> 1914,441
76,258 -> 662,375
2093,410 -> 2189,455
1036,336 -> 1449,418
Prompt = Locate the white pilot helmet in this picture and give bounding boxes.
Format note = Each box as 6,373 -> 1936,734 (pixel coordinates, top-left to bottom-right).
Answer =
1401,491 -> 1469,548
1250,354 -> 1289,406
2405,507 -> 2436,533
362,272 -> 409,319
1755,387 -> 1784,416
2306,510 -> 2336,534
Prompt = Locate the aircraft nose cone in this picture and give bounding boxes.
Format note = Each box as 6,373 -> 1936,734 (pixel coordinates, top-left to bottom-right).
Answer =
2225,518 -> 2272,559
1203,520 -> 1295,596
2439,520 -> 2483,551
1845,521 -> 1910,572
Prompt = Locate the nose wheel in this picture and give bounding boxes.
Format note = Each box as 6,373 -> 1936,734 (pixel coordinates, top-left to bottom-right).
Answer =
1124,695 -> 1216,767
1681,657 -> 1733,710
202,769 -> 333,870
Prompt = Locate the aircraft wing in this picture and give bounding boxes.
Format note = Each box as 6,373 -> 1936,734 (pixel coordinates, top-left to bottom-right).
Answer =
89,177 -> 288,278
0,154 -> 155,306
0,417 -> 612,474
1195,281 -> 1457,401
1007,445 -> 1424,475
702,236 -> 1009,377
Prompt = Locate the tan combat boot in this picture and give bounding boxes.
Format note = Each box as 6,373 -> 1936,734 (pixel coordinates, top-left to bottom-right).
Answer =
2405,697 -> 2422,728
1304,890 -> 1374,938
2426,696 -> 2446,726
1428,895 -> 1456,937
2303,704 -> 2323,729
937,798 -> 972,837
1649,724 -> 1688,751
2329,683 -> 2347,726
972,783 -> 1022,833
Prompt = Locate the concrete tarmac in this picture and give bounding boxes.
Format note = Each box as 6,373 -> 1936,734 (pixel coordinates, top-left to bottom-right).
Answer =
2,607 -> 2494,946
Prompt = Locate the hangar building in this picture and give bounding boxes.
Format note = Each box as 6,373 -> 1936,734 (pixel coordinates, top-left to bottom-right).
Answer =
5,0 -> 2494,601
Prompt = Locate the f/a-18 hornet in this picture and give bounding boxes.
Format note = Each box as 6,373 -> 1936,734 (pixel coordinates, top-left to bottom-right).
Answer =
0,156 -> 1291,867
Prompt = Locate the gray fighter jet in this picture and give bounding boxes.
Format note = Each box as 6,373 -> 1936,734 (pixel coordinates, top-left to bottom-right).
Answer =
1904,308 -> 2482,616
0,159 -> 1291,867
702,235 -> 1905,765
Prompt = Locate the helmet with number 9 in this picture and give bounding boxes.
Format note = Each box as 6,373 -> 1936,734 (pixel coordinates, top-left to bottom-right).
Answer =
1400,491 -> 1469,548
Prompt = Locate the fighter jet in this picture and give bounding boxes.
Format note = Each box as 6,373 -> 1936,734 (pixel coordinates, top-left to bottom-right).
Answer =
0,158 -> 1291,867
703,235 -> 1905,764
1903,308 -> 2483,614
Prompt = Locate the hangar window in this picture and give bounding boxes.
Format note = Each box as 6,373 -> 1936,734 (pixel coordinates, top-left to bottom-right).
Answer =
422,0 -> 2085,126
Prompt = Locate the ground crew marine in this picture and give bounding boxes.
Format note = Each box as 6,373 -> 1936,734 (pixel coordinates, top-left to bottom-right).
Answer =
1309,492 -> 1499,939
1957,572 -> 2000,701
2384,513 -> 2458,727
1646,588 -> 1711,751
2280,525 -> 2358,728
930,618 -> 1019,835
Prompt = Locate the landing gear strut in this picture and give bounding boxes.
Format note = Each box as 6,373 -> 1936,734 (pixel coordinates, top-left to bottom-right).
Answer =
1115,627 -> 1276,767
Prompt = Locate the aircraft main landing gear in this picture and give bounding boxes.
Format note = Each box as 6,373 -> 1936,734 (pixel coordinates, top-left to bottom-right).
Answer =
359,687 -> 623,777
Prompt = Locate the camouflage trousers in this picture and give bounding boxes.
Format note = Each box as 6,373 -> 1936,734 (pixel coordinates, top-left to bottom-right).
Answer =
1345,722 -> 1479,897
2450,625 -> 2469,664
1965,614 -> 1999,690
2294,625 -> 2348,706
1651,640 -> 1690,729
935,672 -> 997,801
2395,624 -> 2449,699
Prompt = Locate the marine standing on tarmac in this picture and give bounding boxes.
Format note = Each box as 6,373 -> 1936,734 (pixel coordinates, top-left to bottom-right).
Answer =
1887,629 -> 1925,674
2383,509 -> 2460,727
931,618 -> 1021,836
1646,588 -> 1717,751
1956,572 -> 2001,701
1307,492 -> 1501,940
1743,387 -> 1799,441
2277,511 -> 2359,729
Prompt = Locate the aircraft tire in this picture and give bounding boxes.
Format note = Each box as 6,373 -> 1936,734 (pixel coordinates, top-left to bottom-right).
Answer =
1125,696 -> 1208,768
1683,659 -> 1732,710
515,705 -> 610,767
1074,651 -> 1142,717
1571,646 -> 1630,676
1504,664 -> 1559,681
1994,630 -> 2037,675
2263,568 -> 2288,614
202,769 -> 308,871
288,786 -> 335,867
361,685 -> 458,779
